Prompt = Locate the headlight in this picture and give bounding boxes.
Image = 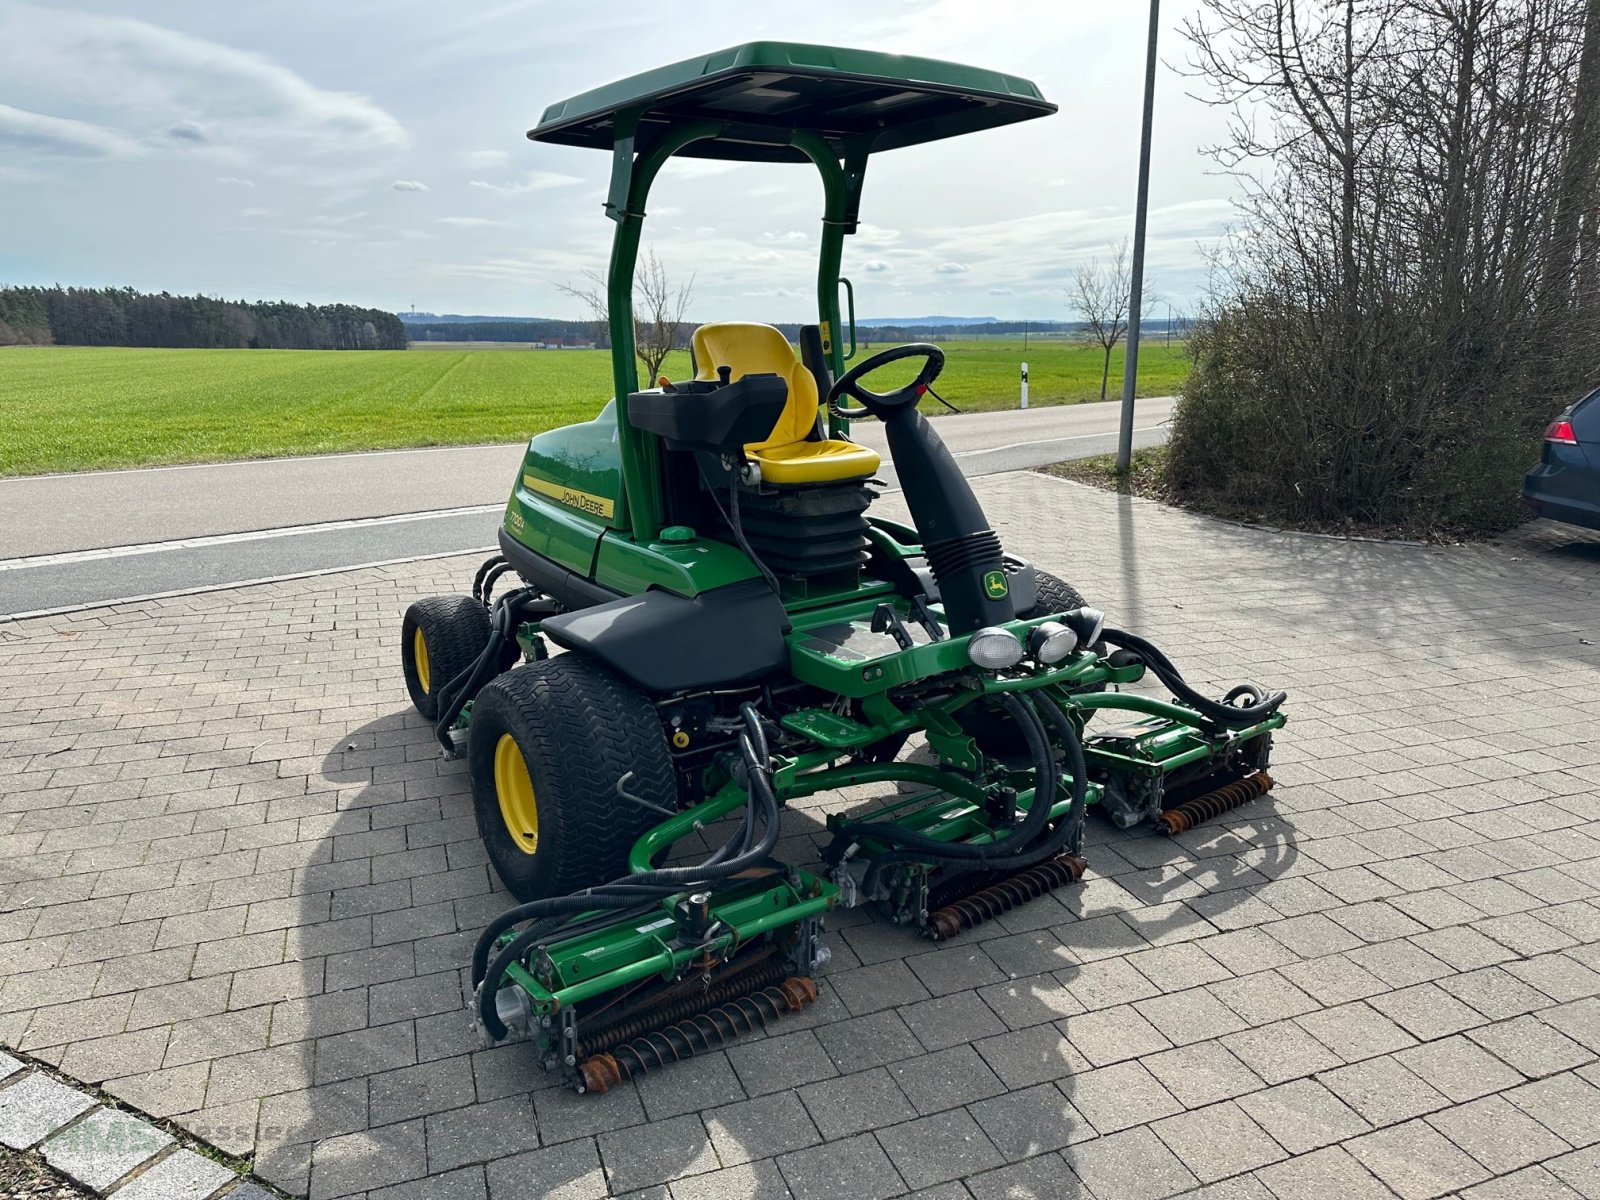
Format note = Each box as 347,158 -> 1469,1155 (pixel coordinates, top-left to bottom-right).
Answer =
968,626 -> 1024,669
1028,621 -> 1078,664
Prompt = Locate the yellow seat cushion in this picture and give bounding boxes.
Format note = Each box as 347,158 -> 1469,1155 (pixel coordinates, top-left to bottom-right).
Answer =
750,439 -> 882,485
691,321 -> 880,485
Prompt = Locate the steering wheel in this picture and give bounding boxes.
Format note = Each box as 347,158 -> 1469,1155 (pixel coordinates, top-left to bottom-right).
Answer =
827,343 -> 945,420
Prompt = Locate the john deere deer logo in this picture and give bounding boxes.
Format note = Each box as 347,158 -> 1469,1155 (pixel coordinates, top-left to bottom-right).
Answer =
983,570 -> 1009,599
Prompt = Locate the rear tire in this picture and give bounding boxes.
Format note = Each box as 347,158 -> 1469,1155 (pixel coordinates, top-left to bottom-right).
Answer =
403,596 -> 494,720
468,654 -> 678,902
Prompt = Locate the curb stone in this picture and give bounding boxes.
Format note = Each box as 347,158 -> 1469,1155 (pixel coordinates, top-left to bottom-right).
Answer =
0,1053 -> 282,1200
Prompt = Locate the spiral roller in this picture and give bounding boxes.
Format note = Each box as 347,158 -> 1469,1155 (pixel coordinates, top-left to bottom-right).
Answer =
576,956 -> 790,1058
926,853 -> 1089,941
1156,771 -> 1274,835
577,977 -> 818,1094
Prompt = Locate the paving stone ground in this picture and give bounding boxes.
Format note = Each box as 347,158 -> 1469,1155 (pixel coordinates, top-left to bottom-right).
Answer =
3,471 -> 1600,1200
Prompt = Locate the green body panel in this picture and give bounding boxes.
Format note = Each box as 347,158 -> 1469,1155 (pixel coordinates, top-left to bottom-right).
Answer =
504,400 -> 620,570
592,530 -> 762,596
519,400 -> 623,523
503,490 -> 603,579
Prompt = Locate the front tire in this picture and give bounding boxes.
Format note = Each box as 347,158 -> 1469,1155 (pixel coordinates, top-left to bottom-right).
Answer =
1024,569 -> 1088,619
402,596 -> 494,720
467,654 -> 677,902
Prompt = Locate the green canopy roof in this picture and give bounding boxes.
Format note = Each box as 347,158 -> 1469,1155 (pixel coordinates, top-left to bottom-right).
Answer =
529,41 -> 1055,162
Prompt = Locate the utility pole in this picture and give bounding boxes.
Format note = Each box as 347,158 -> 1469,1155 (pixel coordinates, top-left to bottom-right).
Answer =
1116,0 -> 1160,474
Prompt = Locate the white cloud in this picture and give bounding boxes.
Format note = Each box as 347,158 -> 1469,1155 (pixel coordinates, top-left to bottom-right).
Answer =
310,210 -> 368,226
470,170 -> 583,195
0,3 -> 1239,317
0,103 -> 142,158
934,262 -> 970,274
392,179 -> 428,192
0,4 -> 407,158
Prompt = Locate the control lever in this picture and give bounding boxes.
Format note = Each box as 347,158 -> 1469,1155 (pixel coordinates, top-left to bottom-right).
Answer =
871,603 -> 915,650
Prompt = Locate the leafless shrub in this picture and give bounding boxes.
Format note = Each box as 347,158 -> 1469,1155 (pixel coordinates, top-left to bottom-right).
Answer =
1170,0 -> 1600,535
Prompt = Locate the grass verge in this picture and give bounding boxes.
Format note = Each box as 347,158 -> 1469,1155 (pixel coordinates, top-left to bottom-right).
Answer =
0,340 -> 1188,476
1042,447 -> 1484,543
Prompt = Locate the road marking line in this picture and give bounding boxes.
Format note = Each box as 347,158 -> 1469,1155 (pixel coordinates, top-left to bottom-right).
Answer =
0,547 -> 498,623
0,505 -> 503,572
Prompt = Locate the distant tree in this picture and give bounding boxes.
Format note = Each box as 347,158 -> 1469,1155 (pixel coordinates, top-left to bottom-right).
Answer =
0,286 -> 409,350
555,272 -> 610,350
1069,240 -> 1153,400
633,249 -> 695,384
558,247 -> 695,383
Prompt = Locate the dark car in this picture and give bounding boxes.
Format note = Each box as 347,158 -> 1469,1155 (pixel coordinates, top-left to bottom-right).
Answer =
1524,386 -> 1600,531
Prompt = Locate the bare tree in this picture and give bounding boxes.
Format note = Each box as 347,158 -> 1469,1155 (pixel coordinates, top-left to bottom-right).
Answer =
1070,240 -> 1154,401
633,249 -> 695,384
554,272 -> 608,350
557,248 -> 695,381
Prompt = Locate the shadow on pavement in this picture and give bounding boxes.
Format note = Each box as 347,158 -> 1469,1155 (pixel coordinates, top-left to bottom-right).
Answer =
258,697 -> 1299,1199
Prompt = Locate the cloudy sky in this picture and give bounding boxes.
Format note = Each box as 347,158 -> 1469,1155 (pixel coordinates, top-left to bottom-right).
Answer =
0,0 -> 1239,322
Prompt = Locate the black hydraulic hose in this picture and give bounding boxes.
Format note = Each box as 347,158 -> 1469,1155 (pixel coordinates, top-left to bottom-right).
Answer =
434,591 -> 531,753
471,555 -> 507,603
708,480 -> 782,597
1100,628 -> 1286,728
1033,693 -> 1090,856
831,692 -> 1056,864
860,693 -> 1090,896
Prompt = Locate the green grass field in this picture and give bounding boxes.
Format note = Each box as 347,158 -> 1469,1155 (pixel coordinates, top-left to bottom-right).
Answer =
0,340 -> 1188,476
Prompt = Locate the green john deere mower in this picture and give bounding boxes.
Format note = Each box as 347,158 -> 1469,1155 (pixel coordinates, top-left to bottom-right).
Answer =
399,42 -> 1287,1093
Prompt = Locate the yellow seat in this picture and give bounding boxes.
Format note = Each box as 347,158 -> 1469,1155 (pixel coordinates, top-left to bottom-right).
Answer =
691,322 -> 880,485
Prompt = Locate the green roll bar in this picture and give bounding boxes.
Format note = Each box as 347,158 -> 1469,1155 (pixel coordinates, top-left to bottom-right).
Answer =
601,121 -> 871,539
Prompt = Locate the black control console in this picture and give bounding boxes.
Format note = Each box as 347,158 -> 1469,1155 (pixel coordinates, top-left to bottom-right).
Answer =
627,370 -> 788,455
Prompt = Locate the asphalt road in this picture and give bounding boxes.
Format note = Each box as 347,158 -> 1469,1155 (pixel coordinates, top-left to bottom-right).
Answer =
0,397 -> 1174,618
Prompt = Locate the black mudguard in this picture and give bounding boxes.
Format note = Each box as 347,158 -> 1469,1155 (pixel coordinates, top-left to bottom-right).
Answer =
540,579 -> 789,694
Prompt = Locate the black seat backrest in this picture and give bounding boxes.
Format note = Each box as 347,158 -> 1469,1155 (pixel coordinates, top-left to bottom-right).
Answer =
798,325 -> 831,440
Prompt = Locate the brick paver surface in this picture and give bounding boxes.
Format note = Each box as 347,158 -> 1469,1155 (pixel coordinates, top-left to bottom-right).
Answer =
3,471 -> 1599,1199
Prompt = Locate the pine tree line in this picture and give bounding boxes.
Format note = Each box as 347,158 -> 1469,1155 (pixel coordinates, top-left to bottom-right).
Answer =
0,286 -> 408,350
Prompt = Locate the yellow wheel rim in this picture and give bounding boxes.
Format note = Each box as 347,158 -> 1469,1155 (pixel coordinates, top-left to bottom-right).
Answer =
413,628 -> 431,694
494,733 -> 539,854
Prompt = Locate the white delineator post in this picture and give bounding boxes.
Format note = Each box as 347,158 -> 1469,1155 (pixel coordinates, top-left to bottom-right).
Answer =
1020,361 -> 1029,410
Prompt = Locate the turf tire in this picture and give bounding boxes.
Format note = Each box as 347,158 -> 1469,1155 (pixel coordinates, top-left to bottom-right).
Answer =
1024,569 -> 1088,618
467,654 -> 677,902
403,595 -> 495,720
